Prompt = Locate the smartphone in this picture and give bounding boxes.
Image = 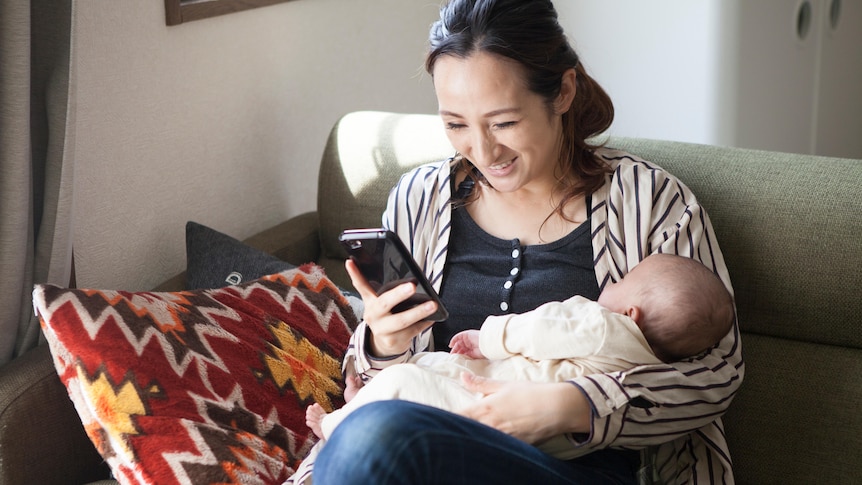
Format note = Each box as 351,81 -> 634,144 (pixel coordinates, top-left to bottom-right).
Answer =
338,228 -> 449,321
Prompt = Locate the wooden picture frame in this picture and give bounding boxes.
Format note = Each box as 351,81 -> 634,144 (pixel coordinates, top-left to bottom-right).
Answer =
165,0 -> 295,26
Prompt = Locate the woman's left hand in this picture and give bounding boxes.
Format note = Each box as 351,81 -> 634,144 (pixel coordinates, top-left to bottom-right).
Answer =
457,373 -> 593,444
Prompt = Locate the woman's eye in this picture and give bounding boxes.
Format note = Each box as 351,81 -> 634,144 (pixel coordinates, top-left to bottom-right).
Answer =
446,123 -> 466,131
494,121 -> 516,129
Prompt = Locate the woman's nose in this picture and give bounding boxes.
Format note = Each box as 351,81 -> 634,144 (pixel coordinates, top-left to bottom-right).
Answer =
470,130 -> 497,165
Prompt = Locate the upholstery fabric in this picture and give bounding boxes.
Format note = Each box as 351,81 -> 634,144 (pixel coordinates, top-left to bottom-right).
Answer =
185,221 -> 295,289
34,265 -> 357,485
723,333 -> 862,484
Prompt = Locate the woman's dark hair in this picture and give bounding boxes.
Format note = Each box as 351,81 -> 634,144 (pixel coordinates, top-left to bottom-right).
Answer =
427,0 -> 614,217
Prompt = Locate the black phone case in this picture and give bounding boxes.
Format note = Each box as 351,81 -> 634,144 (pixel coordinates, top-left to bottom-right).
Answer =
339,228 -> 449,321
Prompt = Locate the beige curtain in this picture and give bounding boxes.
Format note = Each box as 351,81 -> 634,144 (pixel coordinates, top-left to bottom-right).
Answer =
0,1 -> 76,366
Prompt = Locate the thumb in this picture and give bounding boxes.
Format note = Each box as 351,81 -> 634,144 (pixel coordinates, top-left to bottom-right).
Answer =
460,372 -> 503,396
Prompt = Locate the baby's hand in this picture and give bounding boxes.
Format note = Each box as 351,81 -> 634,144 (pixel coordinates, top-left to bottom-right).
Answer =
306,403 -> 327,440
449,330 -> 483,359
343,374 -> 363,402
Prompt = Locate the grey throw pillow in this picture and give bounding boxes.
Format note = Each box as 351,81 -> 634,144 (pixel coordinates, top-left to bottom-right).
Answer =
185,221 -> 295,290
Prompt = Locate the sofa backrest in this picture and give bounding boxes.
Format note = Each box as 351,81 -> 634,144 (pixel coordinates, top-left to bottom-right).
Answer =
315,111 -> 455,286
316,111 -> 862,484
609,137 -> 862,484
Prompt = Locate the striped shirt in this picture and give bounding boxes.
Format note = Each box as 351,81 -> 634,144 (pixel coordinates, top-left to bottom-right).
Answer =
343,147 -> 744,485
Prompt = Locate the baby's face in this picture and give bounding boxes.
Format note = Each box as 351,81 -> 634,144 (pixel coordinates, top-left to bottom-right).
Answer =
597,278 -> 629,314
597,261 -> 652,315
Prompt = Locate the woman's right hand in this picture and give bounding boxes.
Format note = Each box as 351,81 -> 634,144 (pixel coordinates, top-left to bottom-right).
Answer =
345,259 -> 437,358
458,375 -> 593,444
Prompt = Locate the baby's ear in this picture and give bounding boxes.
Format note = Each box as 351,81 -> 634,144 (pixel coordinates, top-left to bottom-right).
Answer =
627,306 -> 643,326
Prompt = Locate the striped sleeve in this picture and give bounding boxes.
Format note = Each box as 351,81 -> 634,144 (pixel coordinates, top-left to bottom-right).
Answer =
569,150 -> 743,484
344,159 -> 455,379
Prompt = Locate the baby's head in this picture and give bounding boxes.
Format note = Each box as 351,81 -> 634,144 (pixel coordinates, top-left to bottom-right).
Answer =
598,254 -> 734,363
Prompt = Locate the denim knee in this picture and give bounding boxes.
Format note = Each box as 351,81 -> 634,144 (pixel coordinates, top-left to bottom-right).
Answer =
326,400 -> 406,449
315,401 -> 420,484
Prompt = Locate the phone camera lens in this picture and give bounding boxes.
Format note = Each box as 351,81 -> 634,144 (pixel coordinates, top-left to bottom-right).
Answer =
350,240 -> 362,249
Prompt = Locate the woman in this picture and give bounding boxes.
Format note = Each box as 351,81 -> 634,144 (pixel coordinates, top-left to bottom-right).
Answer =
315,0 -> 743,483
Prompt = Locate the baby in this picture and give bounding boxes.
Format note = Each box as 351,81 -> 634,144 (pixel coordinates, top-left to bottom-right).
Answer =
307,253 -> 733,460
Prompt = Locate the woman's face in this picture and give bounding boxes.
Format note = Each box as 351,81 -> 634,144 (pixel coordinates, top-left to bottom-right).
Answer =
433,51 -> 571,195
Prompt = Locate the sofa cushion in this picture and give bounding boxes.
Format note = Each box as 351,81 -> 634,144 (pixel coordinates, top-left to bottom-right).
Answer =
185,221 -> 296,289
34,265 -> 357,485
723,332 -> 862,484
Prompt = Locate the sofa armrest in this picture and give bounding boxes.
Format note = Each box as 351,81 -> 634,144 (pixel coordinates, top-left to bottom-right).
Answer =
244,211 -> 321,267
0,345 -> 110,485
153,211 -> 322,292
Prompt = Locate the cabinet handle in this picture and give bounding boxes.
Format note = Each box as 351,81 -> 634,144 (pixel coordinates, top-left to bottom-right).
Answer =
796,0 -> 813,40
829,0 -> 841,31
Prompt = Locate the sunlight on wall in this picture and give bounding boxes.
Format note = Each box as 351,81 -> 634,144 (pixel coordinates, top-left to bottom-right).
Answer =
337,112 -> 453,197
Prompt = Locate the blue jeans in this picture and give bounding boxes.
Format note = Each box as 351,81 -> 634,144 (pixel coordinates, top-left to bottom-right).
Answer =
314,400 -> 638,485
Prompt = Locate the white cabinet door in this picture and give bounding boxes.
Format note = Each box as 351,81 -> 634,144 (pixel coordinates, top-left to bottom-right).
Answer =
815,0 -> 862,159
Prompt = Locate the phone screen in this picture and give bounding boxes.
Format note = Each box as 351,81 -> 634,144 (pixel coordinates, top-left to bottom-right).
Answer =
339,229 -> 448,321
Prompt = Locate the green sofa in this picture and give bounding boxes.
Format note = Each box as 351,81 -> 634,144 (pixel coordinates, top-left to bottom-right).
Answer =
1,111 -> 860,484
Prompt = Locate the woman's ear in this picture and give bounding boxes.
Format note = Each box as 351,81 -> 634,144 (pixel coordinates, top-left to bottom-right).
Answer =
554,68 -> 577,114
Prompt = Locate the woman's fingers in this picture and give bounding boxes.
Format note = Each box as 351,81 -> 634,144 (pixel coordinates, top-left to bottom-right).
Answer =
345,259 -> 376,300
459,372 -> 504,396
458,379 -> 593,444
345,259 -> 438,357
346,259 -> 438,321
369,315 -> 435,356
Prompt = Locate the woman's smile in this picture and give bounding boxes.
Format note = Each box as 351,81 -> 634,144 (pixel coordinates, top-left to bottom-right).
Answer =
488,156 -> 516,173
433,51 -> 566,195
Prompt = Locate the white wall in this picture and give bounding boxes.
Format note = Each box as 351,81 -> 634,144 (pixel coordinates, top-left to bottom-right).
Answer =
71,0 -> 861,290
556,1 -> 737,146
72,0 -> 439,290
556,0 -> 862,158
